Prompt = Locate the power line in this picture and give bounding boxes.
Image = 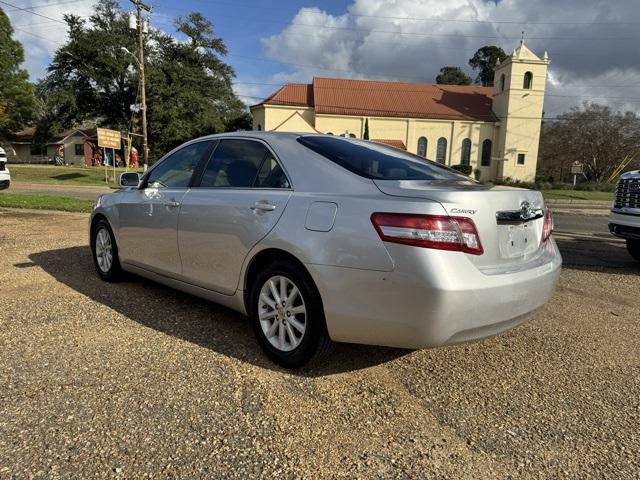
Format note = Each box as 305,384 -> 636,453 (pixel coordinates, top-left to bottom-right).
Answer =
167,0 -> 640,26
0,0 -> 66,24
4,0 -> 90,11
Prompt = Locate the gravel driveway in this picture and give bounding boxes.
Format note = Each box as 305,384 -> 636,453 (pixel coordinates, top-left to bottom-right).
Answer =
0,209 -> 638,479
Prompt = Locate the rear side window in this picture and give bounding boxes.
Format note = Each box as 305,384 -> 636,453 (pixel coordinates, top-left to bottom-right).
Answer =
199,139 -> 289,188
297,136 -> 468,181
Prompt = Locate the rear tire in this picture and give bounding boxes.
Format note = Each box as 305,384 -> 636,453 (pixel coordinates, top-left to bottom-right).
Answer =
626,239 -> 640,262
91,218 -> 123,281
249,260 -> 333,368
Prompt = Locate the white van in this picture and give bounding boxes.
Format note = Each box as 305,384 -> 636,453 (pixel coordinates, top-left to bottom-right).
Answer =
0,147 -> 10,190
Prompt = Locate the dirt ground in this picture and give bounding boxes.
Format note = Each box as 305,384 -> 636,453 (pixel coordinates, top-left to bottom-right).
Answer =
0,208 -> 638,479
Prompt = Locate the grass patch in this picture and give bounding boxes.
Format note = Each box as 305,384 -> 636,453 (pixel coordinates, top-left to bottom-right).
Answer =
9,164 -> 142,187
0,192 -> 93,213
542,189 -> 614,202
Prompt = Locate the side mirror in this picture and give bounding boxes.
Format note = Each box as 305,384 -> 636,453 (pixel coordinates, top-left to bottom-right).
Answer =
119,172 -> 141,187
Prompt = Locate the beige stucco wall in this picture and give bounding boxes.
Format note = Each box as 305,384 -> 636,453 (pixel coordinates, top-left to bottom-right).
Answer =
251,105 -> 315,131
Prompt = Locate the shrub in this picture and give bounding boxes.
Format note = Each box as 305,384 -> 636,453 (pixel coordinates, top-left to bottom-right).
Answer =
473,168 -> 481,181
451,164 -> 473,175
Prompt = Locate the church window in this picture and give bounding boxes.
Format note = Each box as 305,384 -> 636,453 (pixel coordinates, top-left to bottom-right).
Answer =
460,138 -> 471,165
523,71 -> 533,89
481,139 -> 492,166
417,137 -> 427,157
436,137 -> 447,164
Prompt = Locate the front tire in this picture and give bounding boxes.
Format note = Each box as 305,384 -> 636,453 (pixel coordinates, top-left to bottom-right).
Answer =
91,218 -> 123,281
627,239 -> 640,262
250,260 -> 333,368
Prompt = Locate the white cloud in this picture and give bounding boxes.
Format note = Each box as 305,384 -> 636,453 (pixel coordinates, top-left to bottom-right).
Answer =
262,0 -> 640,115
5,0 -> 98,81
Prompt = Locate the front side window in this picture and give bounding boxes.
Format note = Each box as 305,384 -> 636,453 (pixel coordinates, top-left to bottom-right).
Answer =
523,72 -> 533,89
436,137 -> 447,164
75,144 -> 84,155
199,139 -> 289,188
417,136 -> 427,157
481,139 -> 492,167
146,141 -> 211,188
297,136 -> 469,182
517,153 -> 526,165
460,138 -> 471,165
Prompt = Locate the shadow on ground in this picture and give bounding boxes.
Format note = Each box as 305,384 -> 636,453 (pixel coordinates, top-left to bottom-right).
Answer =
28,246 -> 408,377
554,235 -> 640,274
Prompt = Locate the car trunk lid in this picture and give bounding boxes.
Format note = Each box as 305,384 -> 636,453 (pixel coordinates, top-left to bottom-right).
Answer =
373,179 -> 547,271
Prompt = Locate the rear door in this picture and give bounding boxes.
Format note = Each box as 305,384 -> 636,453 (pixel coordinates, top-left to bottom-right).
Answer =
116,140 -> 214,277
177,138 -> 292,294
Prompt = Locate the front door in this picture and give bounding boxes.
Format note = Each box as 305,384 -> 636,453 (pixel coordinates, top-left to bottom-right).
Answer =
178,138 -> 292,294
116,140 -> 213,277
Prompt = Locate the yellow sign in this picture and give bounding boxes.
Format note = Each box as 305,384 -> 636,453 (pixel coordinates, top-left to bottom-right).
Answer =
97,128 -> 122,149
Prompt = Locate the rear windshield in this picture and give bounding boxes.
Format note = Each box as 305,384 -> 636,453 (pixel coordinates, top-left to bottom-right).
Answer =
297,136 -> 470,181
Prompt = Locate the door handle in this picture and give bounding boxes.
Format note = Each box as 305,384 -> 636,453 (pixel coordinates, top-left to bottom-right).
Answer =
250,201 -> 276,212
164,200 -> 181,208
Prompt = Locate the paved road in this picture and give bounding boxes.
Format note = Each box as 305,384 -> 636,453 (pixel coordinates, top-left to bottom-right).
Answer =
553,212 -> 638,269
0,209 -> 638,478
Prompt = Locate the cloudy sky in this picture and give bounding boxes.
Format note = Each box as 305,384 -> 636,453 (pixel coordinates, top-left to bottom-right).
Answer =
5,0 -> 640,117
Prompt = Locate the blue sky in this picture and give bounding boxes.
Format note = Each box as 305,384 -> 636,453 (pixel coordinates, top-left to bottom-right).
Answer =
7,0 -> 640,116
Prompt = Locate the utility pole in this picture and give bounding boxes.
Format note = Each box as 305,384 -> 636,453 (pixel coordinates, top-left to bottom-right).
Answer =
129,0 -> 151,171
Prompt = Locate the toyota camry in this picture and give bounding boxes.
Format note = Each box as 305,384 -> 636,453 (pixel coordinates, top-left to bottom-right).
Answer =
90,132 -> 561,367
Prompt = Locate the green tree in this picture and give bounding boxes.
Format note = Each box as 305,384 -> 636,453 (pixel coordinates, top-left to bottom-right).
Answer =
37,1 -> 247,160
0,8 -> 37,139
363,118 -> 369,139
435,66 -> 471,86
468,46 -> 507,86
145,12 -> 246,156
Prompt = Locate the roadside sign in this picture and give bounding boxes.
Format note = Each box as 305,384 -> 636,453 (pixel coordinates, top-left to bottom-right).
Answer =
97,128 -> 122,149
570,162 -> 583,175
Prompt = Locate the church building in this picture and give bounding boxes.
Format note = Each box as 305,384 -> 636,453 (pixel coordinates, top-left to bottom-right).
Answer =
250,41 -> 549,182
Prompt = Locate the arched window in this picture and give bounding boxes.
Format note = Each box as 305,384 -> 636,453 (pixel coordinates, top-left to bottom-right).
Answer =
326,132 -> 334,135
257,124 -> 262,131
481,139 -> 492,166
523,71 -> 532,89
460,138 -> 471,165
436,137 -> 447,164
500,74 -> 505,92
417,136 -> 427,157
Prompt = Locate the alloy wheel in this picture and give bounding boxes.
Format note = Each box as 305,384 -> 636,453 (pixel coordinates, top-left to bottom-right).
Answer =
95,227 -> 113,273
258,275 -> 307,352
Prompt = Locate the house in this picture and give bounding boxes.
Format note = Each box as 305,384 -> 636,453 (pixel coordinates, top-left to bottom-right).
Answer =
250,40 -> 549,182
5,127 -> 95,166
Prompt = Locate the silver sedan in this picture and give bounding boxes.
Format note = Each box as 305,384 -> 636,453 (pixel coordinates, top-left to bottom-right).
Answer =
90,132 -> 561,367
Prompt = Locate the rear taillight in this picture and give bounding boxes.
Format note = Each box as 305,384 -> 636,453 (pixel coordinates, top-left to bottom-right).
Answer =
371,212 -> 484,255
541,209 -> 553,242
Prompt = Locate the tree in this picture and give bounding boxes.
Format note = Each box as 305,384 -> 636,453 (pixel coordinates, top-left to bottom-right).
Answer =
538,103 -> 640,183
435,66 -> 471,86
363,118 -> 369,140
36,1 -> 247,160
468,46 -> 507,86
0,8 -> 37,139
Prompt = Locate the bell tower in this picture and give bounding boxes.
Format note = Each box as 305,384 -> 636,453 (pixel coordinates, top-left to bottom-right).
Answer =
491,36 -> 549,181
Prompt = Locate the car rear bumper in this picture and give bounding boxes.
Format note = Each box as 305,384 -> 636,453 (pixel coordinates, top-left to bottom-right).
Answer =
306,239 -> 561,349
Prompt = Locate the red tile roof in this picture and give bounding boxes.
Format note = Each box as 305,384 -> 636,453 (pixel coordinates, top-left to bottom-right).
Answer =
256,77 -> 495,123
372,139 -> 407,150
260,83 -> 313,107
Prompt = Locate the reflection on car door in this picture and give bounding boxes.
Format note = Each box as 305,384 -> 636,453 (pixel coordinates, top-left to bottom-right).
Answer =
178,138 -> 292,295
117,140 -> 213,277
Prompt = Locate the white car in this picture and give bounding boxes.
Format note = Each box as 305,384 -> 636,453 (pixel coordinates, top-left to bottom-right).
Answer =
0,147 -> 10,190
